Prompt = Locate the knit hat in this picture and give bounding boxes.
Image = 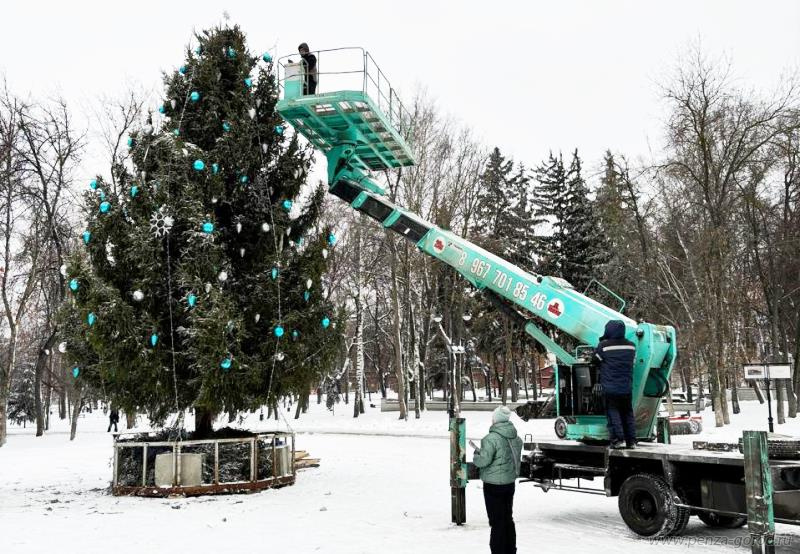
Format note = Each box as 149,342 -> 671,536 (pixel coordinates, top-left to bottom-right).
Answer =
492,406 -> 512,424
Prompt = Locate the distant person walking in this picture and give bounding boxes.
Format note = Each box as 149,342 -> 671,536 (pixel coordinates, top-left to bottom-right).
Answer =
298,42 -> 317,95
593,320 -> 637,449
107,407 -> 119,433
472,406 -> 523,554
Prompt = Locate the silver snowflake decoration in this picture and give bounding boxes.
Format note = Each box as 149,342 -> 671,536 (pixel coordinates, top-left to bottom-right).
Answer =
150,206 -> 174,238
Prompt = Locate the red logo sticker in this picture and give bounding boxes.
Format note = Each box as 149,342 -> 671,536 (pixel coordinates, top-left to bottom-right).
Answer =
432,236 -> 446,254
547,298 -> 564,319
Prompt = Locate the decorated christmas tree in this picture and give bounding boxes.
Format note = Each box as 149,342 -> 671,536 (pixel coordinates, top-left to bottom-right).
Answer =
62,25 -> 339,435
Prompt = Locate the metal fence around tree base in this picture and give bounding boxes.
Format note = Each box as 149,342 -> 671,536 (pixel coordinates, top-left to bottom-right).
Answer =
112,431 -> 295,497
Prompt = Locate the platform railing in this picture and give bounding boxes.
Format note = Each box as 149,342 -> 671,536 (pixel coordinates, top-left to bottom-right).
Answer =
276,47 -> 412,140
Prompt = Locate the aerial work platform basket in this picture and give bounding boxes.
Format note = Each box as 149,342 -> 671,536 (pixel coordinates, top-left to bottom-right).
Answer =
275,47 -> 415,172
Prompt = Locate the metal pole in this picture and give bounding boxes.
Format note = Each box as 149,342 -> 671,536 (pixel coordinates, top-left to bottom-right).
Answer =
765,366 -> 774,433
743,430 -> 775,553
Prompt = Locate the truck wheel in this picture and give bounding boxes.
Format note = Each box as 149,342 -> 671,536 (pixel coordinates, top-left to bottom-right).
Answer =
669,491 -> 691,536
697,511 -> 747,529
618,473 -> 680,538
554,417 -> 568,439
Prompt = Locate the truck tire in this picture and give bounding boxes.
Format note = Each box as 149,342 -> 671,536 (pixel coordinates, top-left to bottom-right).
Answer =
697,511 -> 747,529
618,473 -> 681,538
554,417 -> 568,439
669,490 -> 691,536
737,437 -> 800,460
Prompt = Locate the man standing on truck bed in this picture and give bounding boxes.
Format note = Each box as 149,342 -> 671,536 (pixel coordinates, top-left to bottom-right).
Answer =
594,320 -> 637,449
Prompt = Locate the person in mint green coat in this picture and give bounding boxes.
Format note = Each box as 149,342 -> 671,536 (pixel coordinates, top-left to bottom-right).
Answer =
472,406 -> 523,553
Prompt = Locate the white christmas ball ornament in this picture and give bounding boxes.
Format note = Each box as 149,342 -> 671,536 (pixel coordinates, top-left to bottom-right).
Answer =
236,222 -> 242,234
205,282 -> 212,293
261,222 -> 270,232
322,248 -> 329,259
58,341 -> 68,353
133,289 -> 144,302
60,264 -> 68,277
218,270 -> 228,282
306,279 -> 312,289
254,313 -> 261,323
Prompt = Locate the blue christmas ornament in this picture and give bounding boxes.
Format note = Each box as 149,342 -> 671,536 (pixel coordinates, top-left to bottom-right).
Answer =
150,334 -> 158,347
303,290 -> 310,302
190,91 -> 200,102
328,233 -> 337,246
127,137 -> 134,147
130,185 -> 139,198
179,65 -> 187,75
220,357 -> 232,370
240,175 -> 249,184
158,104 -> 166,114
195,46 -> 202,55
69,278 -> 79,291
193,159 -> 205,171
282,199 -> 293,211
274,125 -> 284,135
99,190 -> 106,201
211,163 -> 219,174
99,201 -> 111,213
187,293 -> 197,307
262,52 -> 272,63
89,179 -> 98,190
82,230 -> 91,244
274,326 -> 284,338
173,129 -> 180,137
296,237 -> 304,247
271,267 -> 279,280
222,122 -> 231,132
321,317 -> 331,329
72,367 -> 80,378
87,312 -> 96,326
244,78 -> 253,88
202,221 -> 214,233
292,330 -> 299,339
226,47 -> 236,59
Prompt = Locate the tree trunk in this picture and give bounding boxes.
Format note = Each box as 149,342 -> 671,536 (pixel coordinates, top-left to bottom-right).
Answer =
194,407 -> 215,437
58,387 -> 66,420
776,380 -> 786,425
69,389 -> 82,441
0,383 -> 8,447
410,306 -> 421,418
731,381 -> 741,414
125,411 -> 136,429
389,239 -> 407,420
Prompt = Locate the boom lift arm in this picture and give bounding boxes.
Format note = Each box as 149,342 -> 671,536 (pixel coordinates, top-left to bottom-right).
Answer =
275,49 -> 676,441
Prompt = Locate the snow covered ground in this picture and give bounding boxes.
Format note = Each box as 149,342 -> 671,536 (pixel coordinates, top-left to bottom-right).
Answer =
2,400 -> 800,553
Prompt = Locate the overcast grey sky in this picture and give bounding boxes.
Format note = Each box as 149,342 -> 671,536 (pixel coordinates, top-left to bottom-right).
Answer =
3,0 -> 799,182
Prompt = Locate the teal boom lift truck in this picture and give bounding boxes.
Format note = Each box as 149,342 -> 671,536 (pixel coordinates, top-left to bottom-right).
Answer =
276,48 -> 800,545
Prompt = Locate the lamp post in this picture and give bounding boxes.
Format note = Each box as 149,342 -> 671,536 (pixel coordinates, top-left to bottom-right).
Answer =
434,314 -> 467,525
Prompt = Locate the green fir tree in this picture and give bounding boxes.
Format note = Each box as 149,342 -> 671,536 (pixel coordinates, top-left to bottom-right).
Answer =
61,25 -> 339,435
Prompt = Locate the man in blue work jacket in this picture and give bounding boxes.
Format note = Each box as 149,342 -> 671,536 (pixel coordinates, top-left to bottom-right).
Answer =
594,320 -> 637,449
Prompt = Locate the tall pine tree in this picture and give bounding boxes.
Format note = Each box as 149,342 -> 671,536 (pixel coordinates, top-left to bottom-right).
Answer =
61,26 -> 339,435
534,149 -> 607,290
561,150 -> 609,290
